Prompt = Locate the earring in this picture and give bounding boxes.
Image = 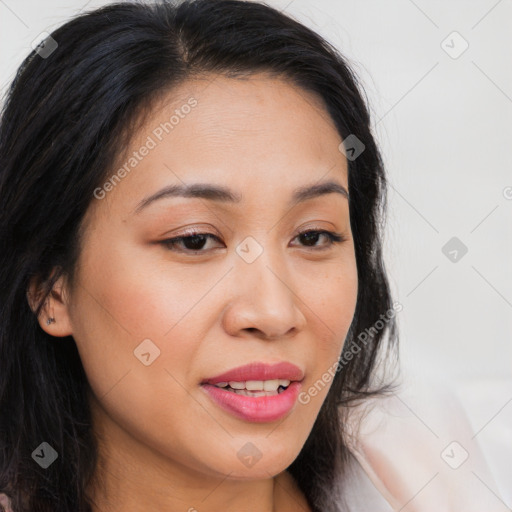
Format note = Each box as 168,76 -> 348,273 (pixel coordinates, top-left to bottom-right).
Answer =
46,317 -> 55,325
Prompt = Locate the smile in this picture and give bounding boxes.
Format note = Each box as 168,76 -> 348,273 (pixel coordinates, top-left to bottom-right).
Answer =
212,379 -> 291,396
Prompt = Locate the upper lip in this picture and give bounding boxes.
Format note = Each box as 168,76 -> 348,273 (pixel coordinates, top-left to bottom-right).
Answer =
201,361 -> 304,385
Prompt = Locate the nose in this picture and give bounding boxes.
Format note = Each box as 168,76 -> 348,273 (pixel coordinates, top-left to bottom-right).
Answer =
221,243 -> 307,340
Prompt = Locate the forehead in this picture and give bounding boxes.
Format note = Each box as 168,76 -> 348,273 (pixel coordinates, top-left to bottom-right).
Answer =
89,73 -> 348,222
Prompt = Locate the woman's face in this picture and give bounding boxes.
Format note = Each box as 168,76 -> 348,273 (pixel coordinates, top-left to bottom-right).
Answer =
51,73 -> 357,482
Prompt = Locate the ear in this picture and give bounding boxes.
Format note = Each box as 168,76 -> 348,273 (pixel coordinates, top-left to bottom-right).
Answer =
26,270 -> 73,338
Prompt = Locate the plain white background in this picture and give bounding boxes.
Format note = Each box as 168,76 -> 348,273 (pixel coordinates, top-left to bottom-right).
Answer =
1,0 -> 511,506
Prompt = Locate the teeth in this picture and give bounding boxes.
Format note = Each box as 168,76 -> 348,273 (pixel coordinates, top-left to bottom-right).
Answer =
228,381 -> 246,390
263,380 -> 279,391
215,379 -> 291,391
233,389 -> 277,397
246,380 -> 266,391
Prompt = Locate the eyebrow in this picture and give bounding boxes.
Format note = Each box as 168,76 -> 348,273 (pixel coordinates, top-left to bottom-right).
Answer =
133,179 -> 348,214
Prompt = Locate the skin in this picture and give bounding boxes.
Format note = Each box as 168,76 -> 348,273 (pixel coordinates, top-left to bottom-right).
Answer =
30,73 -> 358,512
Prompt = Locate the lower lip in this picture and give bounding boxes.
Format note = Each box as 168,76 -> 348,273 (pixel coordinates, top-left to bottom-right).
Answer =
201,382 -> 302,423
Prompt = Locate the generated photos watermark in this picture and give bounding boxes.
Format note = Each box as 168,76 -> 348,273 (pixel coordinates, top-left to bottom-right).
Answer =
298,301 -> 403,405
93,97 -> 198,200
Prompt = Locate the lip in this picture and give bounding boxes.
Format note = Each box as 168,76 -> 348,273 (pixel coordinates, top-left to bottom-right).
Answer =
201,381 -> 303,423
201,361 -> 304,385
200,361 -> 304,423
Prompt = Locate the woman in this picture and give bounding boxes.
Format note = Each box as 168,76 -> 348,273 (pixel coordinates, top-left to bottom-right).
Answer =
0,0 -> 420,510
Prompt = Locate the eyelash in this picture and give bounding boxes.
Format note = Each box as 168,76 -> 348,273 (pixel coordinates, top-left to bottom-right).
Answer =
160,229 -> 346,255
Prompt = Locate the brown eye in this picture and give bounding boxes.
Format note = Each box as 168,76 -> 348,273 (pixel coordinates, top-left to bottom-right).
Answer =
160,229 -> 345,256
161,232 -> 223,253
293,230 -> 345,249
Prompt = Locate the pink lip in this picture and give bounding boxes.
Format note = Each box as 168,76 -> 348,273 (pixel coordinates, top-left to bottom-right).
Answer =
201,382 -> 302,423
201,361 -> 304,385
200,361 -> 304,423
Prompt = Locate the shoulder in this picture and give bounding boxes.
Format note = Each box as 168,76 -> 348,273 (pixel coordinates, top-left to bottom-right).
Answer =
0,493 -> 13,512
342,371 -> 507,511
339,451 -> 395,512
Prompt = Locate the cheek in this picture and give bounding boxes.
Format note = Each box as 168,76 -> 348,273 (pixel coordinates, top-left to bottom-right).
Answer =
293,254 -> 358,410
68,238 -> 211,410
320,270 -> 358,330
73,234 -> 211,339
300,252 -> 358,342
68,247 -> 225,473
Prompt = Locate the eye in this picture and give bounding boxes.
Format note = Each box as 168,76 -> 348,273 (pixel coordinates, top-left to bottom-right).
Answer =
160,229 -> 346,255
292,229 -> 346,250
160,231 -> 223,253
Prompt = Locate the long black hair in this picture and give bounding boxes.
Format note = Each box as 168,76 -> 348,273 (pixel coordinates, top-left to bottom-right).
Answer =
0,1 -> 398,510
